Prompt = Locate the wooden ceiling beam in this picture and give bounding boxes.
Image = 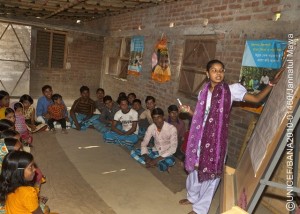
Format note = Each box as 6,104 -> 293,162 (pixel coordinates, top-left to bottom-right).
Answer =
43,0 -> 87,19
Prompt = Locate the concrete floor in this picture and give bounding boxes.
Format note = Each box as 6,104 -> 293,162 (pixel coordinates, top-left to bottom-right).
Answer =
31,128 -> 273,214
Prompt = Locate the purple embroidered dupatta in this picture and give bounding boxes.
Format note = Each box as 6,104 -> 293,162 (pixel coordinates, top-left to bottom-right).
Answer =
185,82 -> 231,182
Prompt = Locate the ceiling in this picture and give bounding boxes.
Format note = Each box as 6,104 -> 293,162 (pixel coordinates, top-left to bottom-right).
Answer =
0,0 -> 178,23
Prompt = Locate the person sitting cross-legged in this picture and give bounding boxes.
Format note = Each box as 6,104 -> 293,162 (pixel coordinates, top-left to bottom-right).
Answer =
103,97 -> 139,150
70,86 -> 100,131
94,95 -> 119,134
130,108 -> 178,172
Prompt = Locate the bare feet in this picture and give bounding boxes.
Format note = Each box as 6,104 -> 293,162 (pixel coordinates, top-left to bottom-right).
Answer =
179,199 -> 192,205
50,128 -> 56,134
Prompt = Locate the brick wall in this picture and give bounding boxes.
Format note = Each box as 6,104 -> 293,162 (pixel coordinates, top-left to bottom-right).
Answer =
95,0 -> 299,167
30,32 -> 104,106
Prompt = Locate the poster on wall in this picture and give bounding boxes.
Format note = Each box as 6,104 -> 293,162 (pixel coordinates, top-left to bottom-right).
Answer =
239,39 -> 287,113
128,36 -> 144,76
151,34 -> 171,83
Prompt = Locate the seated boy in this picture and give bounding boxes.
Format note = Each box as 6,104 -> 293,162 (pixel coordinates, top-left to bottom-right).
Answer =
70,86 -> 100,131
95,88 -> 105,113
94,95 -> 119,133
131,108 -> 178,172
139,96 -> 156,125
166,105 -> 186,161
132,99 -> 150,139
103,97 -> 138,150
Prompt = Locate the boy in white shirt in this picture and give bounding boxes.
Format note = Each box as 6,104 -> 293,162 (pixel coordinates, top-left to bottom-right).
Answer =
103,97 -> 138,150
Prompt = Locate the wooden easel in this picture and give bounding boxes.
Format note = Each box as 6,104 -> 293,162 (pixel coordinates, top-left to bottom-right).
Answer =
220,88 -> 300,213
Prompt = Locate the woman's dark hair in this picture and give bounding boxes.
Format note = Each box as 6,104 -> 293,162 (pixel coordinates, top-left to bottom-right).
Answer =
0,119 -> 14,132
4,138 -> 19,152
13,102 -> 23,111
0,91 -> 9,101
42,85 -> 52,92
103,95 -> 113,103
0,151 -> 34,203
19,94 -> 33,105
167,105 -> 179,113
52,94 -> 62,101
145,96 -> 155,103
80,86 -> 89,93
0,130 -> 18,139
4,108 -> 14,117
206,59 -> 225,71
151,108 -> 164,117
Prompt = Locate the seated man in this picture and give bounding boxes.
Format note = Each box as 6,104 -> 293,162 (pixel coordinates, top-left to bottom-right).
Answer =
103,97 -> 138,150
36,85 -> 68,124
70,86 -> 99,131
131,108 -> 178,172
94,95 -> 119,133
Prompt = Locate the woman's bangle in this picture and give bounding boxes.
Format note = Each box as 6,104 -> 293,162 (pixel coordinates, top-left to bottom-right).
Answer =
269,82 -> 275,87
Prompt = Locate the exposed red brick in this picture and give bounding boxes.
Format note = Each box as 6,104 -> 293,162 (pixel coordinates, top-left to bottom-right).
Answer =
235,15 -> 252,21
244,1 -> 260,8
214,5 -> 227,11
229,4 -> 242,9
263,0 -> 280,6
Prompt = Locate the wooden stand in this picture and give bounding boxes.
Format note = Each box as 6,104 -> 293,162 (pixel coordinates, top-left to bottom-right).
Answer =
221,87 -> 300,213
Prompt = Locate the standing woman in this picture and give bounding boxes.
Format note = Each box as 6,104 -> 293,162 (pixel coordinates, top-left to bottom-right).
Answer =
179,59 -> 281,214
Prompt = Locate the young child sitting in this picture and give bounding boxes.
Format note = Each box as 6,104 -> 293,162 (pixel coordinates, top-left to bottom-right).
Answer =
47,94 -> 68,134
0,151 -> 51,214
19,94 -> 47,133
0,108 -> 15,124
130,108 -> 178,172
14,102 -> 33,146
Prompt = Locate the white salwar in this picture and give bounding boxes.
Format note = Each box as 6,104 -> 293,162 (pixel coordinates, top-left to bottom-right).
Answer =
186,170 -> 220,214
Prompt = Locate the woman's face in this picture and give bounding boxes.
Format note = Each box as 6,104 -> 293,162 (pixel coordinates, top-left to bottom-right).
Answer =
206,63 -> 225,85
22,100 -> 31,109
6,112 -> 16,124
24,161 -> 36,181
1,95 -> 10,107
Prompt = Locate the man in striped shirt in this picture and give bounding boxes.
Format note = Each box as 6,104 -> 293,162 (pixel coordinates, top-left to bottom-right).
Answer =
70,86 -> 100,131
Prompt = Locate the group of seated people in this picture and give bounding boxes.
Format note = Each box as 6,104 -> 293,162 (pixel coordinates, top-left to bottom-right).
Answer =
67,86 -> 189,172
0,84 -> 190,213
